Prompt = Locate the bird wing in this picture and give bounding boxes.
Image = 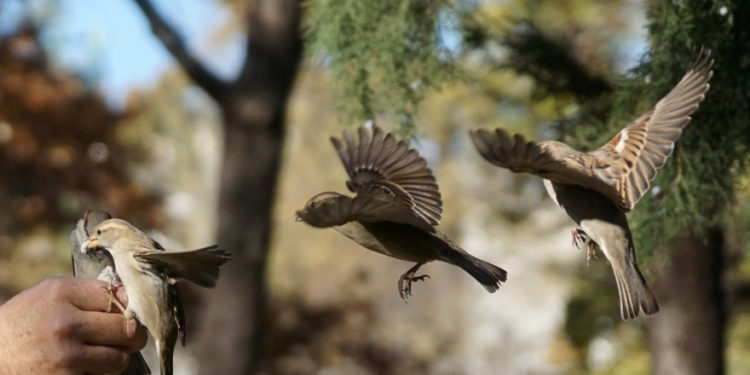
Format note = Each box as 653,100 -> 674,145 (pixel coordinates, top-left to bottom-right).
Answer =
135,245 -> 232,288
168,285 -> 186,346
469,128 -> 596,185
350,182 -> 436,232
296,191 -> 435,232
590,49 -> 713,211
331,125 -> 443,227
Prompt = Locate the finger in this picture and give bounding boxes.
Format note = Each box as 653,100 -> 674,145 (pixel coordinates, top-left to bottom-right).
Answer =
76,312 -> 148,353
74,345 -> 131,375
67,279 -> 129,312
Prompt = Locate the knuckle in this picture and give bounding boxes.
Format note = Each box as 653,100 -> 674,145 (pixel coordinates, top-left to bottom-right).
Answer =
41,277 -> 68,299
49,316 -> 79,339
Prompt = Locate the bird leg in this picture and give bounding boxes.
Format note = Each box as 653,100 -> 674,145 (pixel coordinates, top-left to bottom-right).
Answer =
96,266 -> 126,313
398,263 -> 430,301
571,228 -> 598,265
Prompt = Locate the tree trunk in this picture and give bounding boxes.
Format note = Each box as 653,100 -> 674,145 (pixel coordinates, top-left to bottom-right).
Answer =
131,0 -> 303,371
648,229 -> 726,375
191,116 -> 284,373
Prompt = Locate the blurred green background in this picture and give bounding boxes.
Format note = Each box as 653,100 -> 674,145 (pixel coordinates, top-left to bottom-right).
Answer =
0,0 -> 749,374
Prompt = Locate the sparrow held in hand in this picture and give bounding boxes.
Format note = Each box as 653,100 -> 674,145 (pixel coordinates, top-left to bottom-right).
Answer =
82,218 -> 232,375
296,125 -> 507,300
470,49 -> 713,320
70,209 -> 151,375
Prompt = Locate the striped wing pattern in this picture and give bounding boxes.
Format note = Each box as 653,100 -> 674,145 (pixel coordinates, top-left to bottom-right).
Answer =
331,125 -> 443,227
592,49 -> 714,211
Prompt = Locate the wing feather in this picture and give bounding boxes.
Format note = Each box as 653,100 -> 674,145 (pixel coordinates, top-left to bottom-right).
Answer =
591,48 -> 713,210
331,125 -> 443,226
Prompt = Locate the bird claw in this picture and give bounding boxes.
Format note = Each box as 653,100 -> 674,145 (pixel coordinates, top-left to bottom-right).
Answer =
398,272 -> 430,301
103,282 -> 127,314
571,228 -> 587,249
571,228 -> 598,265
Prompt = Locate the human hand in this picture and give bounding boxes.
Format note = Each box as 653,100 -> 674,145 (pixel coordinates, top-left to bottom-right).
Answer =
0,277 -> 148,375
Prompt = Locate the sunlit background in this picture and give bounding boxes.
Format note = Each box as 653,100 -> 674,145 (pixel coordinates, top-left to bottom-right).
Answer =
1,0 -> 749,374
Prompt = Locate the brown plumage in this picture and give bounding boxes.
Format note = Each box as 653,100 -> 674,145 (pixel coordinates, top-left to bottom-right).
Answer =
297,125 -> 507,299
469,49 -> 713,319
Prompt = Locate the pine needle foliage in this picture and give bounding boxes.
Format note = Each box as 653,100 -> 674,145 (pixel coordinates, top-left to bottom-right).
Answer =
304,0 -> 455,137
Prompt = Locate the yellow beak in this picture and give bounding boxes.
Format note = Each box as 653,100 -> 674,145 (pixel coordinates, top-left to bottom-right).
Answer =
85,236 -> 100,251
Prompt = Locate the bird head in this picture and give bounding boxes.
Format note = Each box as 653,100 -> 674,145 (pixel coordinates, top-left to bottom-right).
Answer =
83,218 -> 148,254
295,192 -> 350,228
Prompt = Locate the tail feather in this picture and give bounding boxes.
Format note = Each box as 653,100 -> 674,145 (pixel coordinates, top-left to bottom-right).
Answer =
122,352 -> 151,375
441,249 -> 507,293
137,245 -> 232,288
613,260 -> 659,320
158,340 -> 174,375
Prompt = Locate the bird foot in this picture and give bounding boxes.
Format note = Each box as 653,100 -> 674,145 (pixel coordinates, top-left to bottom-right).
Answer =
103,281 -> 127,314
398,272 -> 430,301
571,228 -> 598,265
99,268 -> 125,314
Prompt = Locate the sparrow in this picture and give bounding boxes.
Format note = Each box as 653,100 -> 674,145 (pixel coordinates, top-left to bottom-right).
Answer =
469,49 -> 713,319
69,209 -> 151,375
296,125 -> 507,300
82,218 -> 232,375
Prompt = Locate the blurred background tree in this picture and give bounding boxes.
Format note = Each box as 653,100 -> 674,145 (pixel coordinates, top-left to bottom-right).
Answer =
130,0 -> 302,373
1,0 -> 750,374
0,27 -> 161,292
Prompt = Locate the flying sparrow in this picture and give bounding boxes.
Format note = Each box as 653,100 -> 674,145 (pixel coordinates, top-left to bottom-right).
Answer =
82,218 -> 232,375
296,125 -> 507,300
469,49 -> 713,319
70,209 -> 151,375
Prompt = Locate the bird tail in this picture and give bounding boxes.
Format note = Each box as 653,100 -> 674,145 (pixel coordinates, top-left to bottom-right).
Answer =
613,257 -> 659,320
136,245 -> 232,288
158,340 -> 173,375
440,247 -> 507,293
122,352 -> 151,375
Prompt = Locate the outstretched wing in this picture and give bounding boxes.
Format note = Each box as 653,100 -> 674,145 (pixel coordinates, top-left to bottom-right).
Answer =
591,48 -> 714,211
331,125 -> 443,226
296,191 -> 435,232
136,245 -> 232,288
469,128 -> 597,186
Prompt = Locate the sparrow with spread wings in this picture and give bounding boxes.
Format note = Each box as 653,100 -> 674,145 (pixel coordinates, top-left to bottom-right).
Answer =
296,125 -> 507,300
470,50 -> 713,320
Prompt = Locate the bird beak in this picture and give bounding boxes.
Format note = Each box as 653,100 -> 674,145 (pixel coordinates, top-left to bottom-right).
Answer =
294,212 -> 303,222
82,237 -> 100,253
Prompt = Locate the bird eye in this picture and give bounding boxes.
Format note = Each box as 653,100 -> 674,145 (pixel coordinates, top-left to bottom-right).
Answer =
309,201 -> 317,208
96,229 -> 102,235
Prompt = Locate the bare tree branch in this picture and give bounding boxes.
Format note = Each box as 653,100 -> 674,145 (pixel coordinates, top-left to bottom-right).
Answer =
133,0 -> 227,101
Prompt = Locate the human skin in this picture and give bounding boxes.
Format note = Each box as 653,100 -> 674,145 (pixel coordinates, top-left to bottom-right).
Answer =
0,277 -> 148,375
